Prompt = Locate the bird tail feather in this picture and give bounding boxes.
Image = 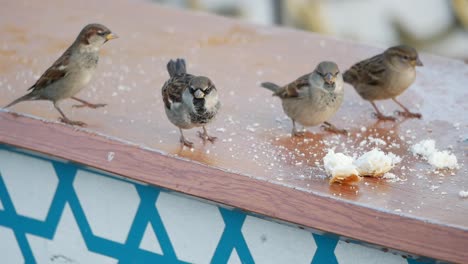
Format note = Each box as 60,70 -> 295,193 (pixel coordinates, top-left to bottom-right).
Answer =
167,58 -> 187,77
260,82 -> 281,93
4,93 -> 35,108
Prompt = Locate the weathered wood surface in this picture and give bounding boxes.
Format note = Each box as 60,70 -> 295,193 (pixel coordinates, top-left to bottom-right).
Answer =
0,0 -> 467,262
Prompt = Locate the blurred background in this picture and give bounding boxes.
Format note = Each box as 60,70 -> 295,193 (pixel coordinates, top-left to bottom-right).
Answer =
150,0 -> 468,61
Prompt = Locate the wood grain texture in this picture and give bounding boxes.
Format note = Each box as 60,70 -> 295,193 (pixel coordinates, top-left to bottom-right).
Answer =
0,0 -> 467,262
1,112 -> 468,263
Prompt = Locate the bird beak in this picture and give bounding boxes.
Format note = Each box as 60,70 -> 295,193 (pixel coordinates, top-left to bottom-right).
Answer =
106,33 -> 118,41
194,89 -> 205,99
324,73 -> 334,85
414,57 -> 423,67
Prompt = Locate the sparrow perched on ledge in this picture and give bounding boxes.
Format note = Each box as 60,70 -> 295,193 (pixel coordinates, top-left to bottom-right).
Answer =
343,45 -> 423,121
261,61 -> 346,137
4,23 -> 118,126
162,58 -> 221,147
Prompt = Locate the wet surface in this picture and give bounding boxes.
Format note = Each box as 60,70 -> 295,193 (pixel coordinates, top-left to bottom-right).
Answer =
0,0 -> 467,228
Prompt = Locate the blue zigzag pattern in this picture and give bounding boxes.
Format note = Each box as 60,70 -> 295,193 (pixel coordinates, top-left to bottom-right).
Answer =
0,159 -> 187,263
0,146 -> 433,263
211,208 -> 255,263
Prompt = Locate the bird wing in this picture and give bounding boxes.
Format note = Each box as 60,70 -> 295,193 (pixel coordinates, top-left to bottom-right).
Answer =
343,54 -> 386,87
162,74 -> 194,109
28,48 -> 72,93
274,73 -> 310,98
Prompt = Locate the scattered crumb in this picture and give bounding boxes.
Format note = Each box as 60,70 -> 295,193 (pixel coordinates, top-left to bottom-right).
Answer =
411,139 -> 459,169
359,140 -> 368,147
319,40 -> 326,47
382,172 -> 405,183
427,151 -> 458,170
246,126 -> 256,132
107,152 -> 115,162
411,139 -> 436,157
382,172 -> 396,179
117,85 -> 131,91
368,136 -> 387,146
459,190 -> 468,198
216,127 -> 226,133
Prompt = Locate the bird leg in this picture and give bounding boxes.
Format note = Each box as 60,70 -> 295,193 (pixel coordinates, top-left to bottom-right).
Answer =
392,98 -> 422,119
71,97 -> 107,109
197,126 -> 217,143
291,119 -> 305,137
179,128 -> 194,148
54,103 -> 86,126
370,101 -> 396,121
321,121 -> 348,135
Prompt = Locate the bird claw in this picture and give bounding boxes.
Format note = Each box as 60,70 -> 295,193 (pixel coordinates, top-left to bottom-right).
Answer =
372,112 -> 396,121
59,117 -> 86,127
72,103 -> 107,109
180,137 -> 194,148
395,110 -> 422,119
291,129 -> 305,137
197,131 -> 217,143
321,124 -> 348,135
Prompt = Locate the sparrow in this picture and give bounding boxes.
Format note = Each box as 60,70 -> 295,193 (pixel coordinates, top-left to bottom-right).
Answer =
343,45 -> 423,121
261,61 -> 346,137
162,58 -> 221,148
4,23 -> 118,126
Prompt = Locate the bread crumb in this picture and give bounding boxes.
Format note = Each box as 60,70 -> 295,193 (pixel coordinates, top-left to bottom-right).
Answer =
368,136 -> 386,146
427,150 -> 458,170
323,150 -> 361,185
323,148 -> 401,183
411,139 -> 436,157
411,139 -> 459,169
107,152 -> 115,162
382,172 -> 396,179
354,149 -> 400,177
459,190 -> 468,198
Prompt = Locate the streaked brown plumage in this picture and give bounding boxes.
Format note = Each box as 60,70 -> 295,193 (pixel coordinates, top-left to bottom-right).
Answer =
162,58 -> 221,147
4,24 -> 118,126
343,45 -> 423,121
261,61 -> 346,137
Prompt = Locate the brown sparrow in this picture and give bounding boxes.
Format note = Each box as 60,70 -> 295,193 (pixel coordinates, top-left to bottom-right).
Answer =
162,58 -> 221,147
4,23 -> 118,126
261,61 -> 346,137
343,45 -> 423,121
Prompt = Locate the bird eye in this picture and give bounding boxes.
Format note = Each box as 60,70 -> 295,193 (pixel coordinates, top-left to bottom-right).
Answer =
403,55 -> 409,60
97,31 -> 106,36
